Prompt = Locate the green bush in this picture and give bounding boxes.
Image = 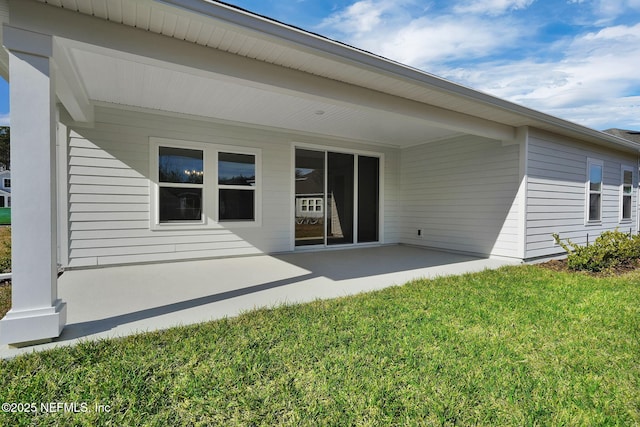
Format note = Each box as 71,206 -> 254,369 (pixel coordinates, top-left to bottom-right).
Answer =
552,229 -> 640,272
0,227 -> 10,273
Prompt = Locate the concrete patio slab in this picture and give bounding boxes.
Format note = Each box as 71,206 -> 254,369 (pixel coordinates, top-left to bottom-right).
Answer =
1,245 -> 518,359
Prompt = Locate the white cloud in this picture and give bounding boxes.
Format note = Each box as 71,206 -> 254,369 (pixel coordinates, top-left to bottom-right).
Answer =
0,113 -> 9,126
320,1 -> 640,129
453,0 -> 535,16
441,23 -> 640,129
320,1 -> 523,67
573,0 -> 640,24
320,1 -> 385,34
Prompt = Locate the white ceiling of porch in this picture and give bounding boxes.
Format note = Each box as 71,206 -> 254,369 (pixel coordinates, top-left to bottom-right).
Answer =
69,47 -> 461,147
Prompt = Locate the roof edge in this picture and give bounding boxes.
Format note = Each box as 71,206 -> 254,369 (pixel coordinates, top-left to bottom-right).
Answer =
155,0 -> 640,152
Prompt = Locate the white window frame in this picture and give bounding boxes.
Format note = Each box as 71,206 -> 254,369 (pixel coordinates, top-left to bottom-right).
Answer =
620,165 -> 634,223
217,151 -> 259,223
586,158 -> 604,225
150,137 -> 261,230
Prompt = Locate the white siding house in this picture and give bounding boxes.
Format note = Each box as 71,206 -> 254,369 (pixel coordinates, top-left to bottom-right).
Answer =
525,130 -> 638,259
1,0 -> 639,345
0,169 -> 10,208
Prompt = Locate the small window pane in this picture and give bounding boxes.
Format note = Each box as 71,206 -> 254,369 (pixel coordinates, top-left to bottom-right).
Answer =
219,189 -> 254,220
219,153 -> 255,186
589,193 -> 601,221
159,187 -> 202,222
623,196 -> 632,220
623,170 -> 633,194
589,164 -> 602,192
159,147 -> 203,184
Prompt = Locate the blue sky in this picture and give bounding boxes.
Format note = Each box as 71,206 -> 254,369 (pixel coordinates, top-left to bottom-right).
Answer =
226,0 -> 640,131
1,0 -> 638,130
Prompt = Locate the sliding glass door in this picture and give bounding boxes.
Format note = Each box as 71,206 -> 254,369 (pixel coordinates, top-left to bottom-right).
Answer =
327,152 -> 354,245
295,148 -> 379,247
294,149 -> 325,246
357,155 -> 379,243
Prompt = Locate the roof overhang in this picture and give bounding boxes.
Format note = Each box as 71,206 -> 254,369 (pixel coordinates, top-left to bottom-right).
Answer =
3,0 -> 639,152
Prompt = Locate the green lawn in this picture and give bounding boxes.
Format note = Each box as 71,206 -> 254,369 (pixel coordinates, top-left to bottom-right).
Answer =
0,208 -> 10,225
1,265 -> 638,426
0,283 -> 9,319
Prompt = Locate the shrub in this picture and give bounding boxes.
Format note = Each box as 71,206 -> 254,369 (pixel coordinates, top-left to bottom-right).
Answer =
552,229 -> 640,272
0,227 -> 10,273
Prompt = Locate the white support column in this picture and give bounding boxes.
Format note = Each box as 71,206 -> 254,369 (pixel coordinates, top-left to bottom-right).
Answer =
0,26 -> 66,346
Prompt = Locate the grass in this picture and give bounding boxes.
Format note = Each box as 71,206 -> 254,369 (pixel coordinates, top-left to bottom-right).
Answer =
0,208 -> 10,225
0,282 -> 9,318
1,265 -> 639,426
0,226 -> 9,318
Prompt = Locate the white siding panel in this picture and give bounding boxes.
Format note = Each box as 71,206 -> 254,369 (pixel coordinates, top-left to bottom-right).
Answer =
399,135 -> 521,258
525,130 -> 638,259
69,194 -> 149,204
64,106 -> 399,267
69,220 -> 151,231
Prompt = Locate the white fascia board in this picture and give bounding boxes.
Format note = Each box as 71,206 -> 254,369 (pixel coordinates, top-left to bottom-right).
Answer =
3,24 -> 52,57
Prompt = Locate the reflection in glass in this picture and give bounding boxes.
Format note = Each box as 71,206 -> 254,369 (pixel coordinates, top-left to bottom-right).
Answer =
623,170 -> 632,192
327,152 -> 354,245
589,164 -> 602,192
159,147 -> 203,184
219,189 -> 254,220
159,187 -> 202,222
219,153 -> 255,186
358,156 -> 379,243
589,194 -> 601,221
295,149 -> 325,246
623,170 -> 633,220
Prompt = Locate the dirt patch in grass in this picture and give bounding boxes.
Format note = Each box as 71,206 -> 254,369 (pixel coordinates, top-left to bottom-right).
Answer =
538,258 -> 640,276
0,280 -> 10,319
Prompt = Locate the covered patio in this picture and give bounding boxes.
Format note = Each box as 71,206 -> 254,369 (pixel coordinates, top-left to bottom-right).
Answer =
1,245 -> 516,358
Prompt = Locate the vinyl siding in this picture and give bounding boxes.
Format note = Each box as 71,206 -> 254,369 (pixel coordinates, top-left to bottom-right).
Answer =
63,106 -> 399,267
525,130 -> 637,259
399,135 -> 521,258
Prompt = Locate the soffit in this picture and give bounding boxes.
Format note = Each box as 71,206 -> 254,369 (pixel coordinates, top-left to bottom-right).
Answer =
69,47 -> 459,146
36,0 -> 529,128
31,0 -> 640,151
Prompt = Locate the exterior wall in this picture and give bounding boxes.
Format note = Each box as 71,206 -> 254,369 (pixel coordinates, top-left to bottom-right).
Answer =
525,129 -> 638,259
0,171 -> 11,191
63,106 -> 400,268
399,135 -> 522,258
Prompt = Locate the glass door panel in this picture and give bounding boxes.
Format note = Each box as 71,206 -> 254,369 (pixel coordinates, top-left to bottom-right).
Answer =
357,156 -> 380,243
327,152 -> 354,245
295,149 -> 325,246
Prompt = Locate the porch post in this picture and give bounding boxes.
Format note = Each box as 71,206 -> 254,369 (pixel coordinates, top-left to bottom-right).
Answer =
0,26 -> 66,346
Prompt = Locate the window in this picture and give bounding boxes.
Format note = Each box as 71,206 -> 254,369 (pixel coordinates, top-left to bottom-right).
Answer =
297,198 -> 323,214
621,166 -> 633,222
218,152 -> 256,221
158,146 -> 204,223
151,138 -> 260,228
3,179 -> 9,188
587,159 -> 603,223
